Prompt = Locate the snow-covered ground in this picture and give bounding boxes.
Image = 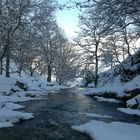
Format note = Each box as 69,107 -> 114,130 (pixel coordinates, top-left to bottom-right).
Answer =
0,109 -> 34,128
80,75 -> 140,97
0,72 -> 68,128
94,96 -> 120,103
0,92 -> 34,128
66,78 -> 83,87
127,94 -> 140,109
80,74 -> 140,116
72,120 -> 140,140
118,108 -> 140,116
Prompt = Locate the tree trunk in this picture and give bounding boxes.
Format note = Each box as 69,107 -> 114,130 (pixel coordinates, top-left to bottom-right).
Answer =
30,68 -> 34,76
4,31 -> 11,77
0,59 -> 3,75
30,71 -> 33,76
47,64 -> 52,82
110,58 -> 113,69
95,56 -> 98,87
124,35 -> 131,56
94,42 -> 99,87
18,65 -> 22,77
122,46 -> 125,61
6,49 -> 10,77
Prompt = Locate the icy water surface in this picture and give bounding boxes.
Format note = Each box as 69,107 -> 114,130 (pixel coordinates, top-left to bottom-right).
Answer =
0,88 -> 139,140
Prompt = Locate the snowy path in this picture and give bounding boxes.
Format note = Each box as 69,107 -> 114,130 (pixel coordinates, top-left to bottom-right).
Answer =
0,88 -> 139,140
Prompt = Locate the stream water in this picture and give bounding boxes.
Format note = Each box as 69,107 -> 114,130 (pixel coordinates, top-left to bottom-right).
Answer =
0,88 -> 139,140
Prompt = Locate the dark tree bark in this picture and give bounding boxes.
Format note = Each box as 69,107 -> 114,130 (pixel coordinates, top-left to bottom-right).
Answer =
5,32 -> 11,77
6,49 -> 10,77
94,41 -> 99,87
47,63 -> 52,82
0,59 -> 3,75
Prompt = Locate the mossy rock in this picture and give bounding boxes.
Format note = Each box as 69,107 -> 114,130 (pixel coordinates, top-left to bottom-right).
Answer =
101,92 -> 117,99
46,83 -> 55,86
25,93 -> 36,98
119,95 -> 132,102
127,88 -> 140,97
120,89 -> 140,102
128,103 -> 139,109
15,81 -> 28,91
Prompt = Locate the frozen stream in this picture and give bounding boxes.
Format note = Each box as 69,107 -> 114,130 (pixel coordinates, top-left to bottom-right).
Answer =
0,88 -> 139,140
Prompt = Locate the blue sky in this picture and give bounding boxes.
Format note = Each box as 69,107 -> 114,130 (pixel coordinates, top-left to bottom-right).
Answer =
56,0 -> 79,38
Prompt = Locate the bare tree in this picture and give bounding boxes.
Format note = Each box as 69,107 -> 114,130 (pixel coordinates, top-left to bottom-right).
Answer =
54,41 -> 80,84
75,3 -> 112,86
0,0 -> 31,77
0,0 -> 58,78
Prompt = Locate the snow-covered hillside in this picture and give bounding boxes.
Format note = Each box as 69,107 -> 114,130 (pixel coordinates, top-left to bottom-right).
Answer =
81,49 -> 140,116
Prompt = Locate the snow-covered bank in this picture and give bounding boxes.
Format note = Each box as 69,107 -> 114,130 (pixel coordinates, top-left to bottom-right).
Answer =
118,108 -> 140,116
0,73 -> 68,128
72,120 -> 140,140
94,96 -> 120,103
0,93 -> 34,128
0,110 -> 34,128
79,50 -> 140,117
80,75 -> 140,116
80,75 -> 140,97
